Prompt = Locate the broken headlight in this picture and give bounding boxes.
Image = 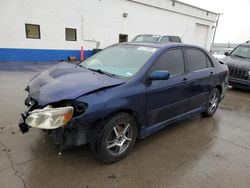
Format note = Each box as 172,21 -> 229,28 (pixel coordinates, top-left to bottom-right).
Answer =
25,106 -> 74,129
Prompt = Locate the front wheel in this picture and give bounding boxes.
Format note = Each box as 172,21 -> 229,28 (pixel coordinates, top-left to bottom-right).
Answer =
91,112 -> 138,163
202,88 -> 220,117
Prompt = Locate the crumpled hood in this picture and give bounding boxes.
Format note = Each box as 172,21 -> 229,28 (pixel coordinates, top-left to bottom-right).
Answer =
28,62 -> 125,106
223,56 -> 250,70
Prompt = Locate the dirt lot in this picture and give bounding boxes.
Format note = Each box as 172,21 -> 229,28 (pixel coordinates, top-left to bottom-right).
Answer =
0,62 -> 250,188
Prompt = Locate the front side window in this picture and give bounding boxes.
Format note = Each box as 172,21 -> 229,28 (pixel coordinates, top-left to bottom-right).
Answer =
65,28 -> 77,41
230,45 -> 250,60
150,49 -> 185,76
186,49 -> 208,72
79,45 -> 157,78
25,24 -> 40,39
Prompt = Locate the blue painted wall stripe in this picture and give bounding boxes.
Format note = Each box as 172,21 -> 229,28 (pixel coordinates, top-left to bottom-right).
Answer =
0,48 -> 93,62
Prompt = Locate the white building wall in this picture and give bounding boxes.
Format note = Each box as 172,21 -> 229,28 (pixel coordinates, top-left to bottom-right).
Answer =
0,0 -> 217,51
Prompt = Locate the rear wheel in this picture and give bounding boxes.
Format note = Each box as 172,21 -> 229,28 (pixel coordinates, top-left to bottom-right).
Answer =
91,112 -> 138,163
202,88 -> 220,117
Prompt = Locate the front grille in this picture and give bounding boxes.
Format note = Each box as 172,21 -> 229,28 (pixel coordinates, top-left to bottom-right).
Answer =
228,66 -> 249,80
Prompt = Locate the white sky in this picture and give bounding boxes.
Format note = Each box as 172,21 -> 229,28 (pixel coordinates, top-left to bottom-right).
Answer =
180,0 -> 250,43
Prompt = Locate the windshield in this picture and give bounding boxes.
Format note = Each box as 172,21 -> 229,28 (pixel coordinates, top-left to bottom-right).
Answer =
79,45 -> 157,78
133,35 -> 160,42
231,45 -> 250,60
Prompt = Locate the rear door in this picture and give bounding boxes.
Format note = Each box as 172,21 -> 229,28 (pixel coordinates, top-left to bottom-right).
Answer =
184,47 -> 216,112
146,48 -> 188,127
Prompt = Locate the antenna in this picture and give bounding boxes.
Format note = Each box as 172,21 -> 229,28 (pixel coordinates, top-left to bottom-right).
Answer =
181,28 -> 189,41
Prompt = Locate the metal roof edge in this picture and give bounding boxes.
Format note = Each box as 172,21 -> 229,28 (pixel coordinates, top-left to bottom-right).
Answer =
175,0 -> 219,15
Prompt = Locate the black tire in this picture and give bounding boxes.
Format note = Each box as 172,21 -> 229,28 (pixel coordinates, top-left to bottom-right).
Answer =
91,112 -> 138,163
202,88 -> 220,117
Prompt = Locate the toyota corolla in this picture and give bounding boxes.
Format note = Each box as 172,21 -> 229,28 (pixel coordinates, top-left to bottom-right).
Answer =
18,42 -> 228,163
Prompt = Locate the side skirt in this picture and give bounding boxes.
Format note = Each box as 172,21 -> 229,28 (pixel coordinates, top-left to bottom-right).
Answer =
139,107 -> 206,139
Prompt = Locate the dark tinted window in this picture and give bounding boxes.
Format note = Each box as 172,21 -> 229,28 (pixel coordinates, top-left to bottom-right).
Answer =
169,36 -> 181,43
151,49 -> 185,76
25,24 -> 40,39
65,28 -> 77,41
186,49 -> 207,71
159,36 -> 182,43
159,36 -> 170,43
206,57 -> 213,67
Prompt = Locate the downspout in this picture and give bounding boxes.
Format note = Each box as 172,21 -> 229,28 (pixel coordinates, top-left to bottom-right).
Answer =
211,13 -> 223,50
81,15 -> 100,49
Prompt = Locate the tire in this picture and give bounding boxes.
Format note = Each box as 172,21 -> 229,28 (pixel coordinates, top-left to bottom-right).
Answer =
91,112 -> 138,163
202,88 -> 220,117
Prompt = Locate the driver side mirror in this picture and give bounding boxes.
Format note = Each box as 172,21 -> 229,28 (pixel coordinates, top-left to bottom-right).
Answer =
224,52 -> 229,56
148,70 -> 170,81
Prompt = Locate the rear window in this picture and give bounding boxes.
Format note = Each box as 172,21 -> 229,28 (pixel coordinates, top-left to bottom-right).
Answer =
159,36 -> 170,43
169,36 -> 181,43
133,35 -> 160,42
159,36 -> 181,43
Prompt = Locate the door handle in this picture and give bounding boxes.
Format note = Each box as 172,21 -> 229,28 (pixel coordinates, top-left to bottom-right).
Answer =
210,71 -> 214,76
183,78 -> 187,82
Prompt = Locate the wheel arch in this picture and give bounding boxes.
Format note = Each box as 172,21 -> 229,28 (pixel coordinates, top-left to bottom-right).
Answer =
215,85 -> 222,95
103,109 -> 145,129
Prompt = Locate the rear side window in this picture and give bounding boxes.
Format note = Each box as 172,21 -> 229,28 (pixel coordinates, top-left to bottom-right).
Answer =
150,49 -> 185,76
186,49 -> 208,71
206,57 -> 213,68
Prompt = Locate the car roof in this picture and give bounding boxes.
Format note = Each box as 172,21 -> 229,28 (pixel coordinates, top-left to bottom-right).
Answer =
120,41 -> 201,50
135,34 -> 180,37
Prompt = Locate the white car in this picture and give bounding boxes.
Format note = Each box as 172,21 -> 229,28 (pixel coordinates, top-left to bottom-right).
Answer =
131,34 -> 182,43
212,49 -> 232,60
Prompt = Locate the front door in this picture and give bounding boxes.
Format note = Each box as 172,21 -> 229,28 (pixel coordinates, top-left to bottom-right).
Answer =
146,48 -> 188,127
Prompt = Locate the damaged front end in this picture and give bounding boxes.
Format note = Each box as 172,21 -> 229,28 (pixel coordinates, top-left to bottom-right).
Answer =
17,62 -> 125,153
18,96 -> 89,149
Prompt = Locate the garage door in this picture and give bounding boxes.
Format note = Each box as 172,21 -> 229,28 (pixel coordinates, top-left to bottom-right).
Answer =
193,23 -> 209,48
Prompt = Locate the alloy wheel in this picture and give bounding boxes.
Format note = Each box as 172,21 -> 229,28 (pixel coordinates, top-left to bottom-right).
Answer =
208,92 -> 219,113
106,122 -> 133,156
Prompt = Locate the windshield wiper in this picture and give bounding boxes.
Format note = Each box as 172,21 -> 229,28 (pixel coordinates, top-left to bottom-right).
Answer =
232,54 -> 247,59
77,64 -> 118,78
87,68 -> 117,77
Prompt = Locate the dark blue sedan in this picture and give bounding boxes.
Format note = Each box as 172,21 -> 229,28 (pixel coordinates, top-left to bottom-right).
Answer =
19,42 -> 229,163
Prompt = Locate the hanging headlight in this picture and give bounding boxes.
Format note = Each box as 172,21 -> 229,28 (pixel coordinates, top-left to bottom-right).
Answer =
25,106 -> 74,129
